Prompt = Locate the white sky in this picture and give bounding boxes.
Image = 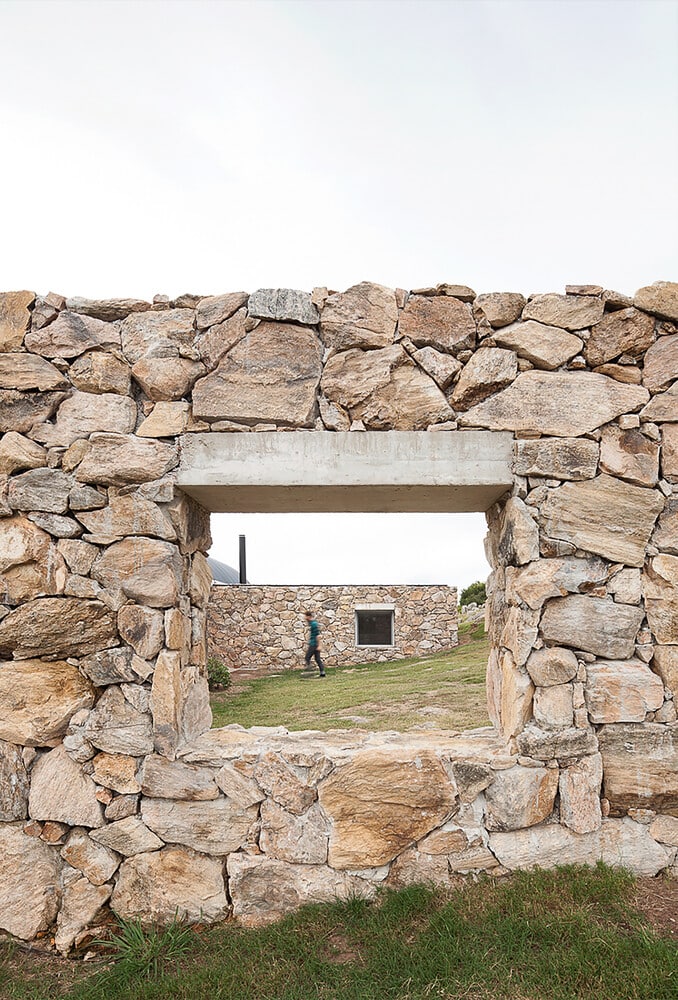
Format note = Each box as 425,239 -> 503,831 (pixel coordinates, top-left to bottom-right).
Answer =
1,0 -> 677,592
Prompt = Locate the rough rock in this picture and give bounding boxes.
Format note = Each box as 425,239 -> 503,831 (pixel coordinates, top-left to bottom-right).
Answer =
501,605 -> 539,666
640,383 -> 678,422
195,307 -> 249,370
559,754 -> 603,833
260,799 -> 329,864
533,684 -> 574,729
599,723 -> 678,814
91,815 -> 164,856
57,538 -> 97,575
0,597 -> 117,659
486,496 -> 539,567
653,646 -> 678,697
131,356 -> 205,401
32,391 -> 137,448
593,362 -> 643,384
599,425 -> 659,487
30,513 -> 83,539
493,321 -> 583,370
166,493 -> 212,554
68,484 -> 107,510
0,431 -> 47,475
461,372 -> 648,437
399,294 -> 475,355
505,556 -> 609,611
29,745 -> 104,827
7,467 -> 72,513
411,346 -> 462,390
252,752 -> 317,815
55,877 -> 112,953
69,350 -> 132,395
495,649 -> 534,737
142,796 -> 257,855
140,754 -> 219,800
320,282 -> 398,350
541,595 -> 643,659
522,293 -> 604,330
0,659 -> 94,745
642,335 -> 678,393
642,554 -> 678,644
526,647 -> 578,687
227,853 -> 373,927
92,538 -> 182,607
474,292 -> 526,328
451,761 -> 492,802
585,307 -> 655,366
0,389 -> 68,434
634,280 -> 678,322
585,659 -> 664,722
215,763 -> 265,807
149,649 -> 182,758
662,423 -> 678,478
540,475 -> 663,566
248,288 -> 319,325
0,739 -> 29,820
318,748 -> 457,868
74,433 -> 178,485
0,290 -> 34,350
649,815 -> 678,846
78,494 -> 176,544
192,322 -> 322,427
118,604 -> 165,659
137,401 -> 202,437
0,353 -> 68,391
608,567 -> 642,604
120,308 -> 195,363
0,515 -> 66,604
91,753 -> 141,794
449,348 -> 517,409
0,823 -> 60,940
65,297 -> 151,322
84,685 -> 154,756
25,311 -> 121,358
61,827 -> 120,885
484,765 -> 558,831
105,794 -> 139,821
653,498 -> 678,555
517,725 -> 598,762
112,846 -> 229,924
196,291 -> 248,330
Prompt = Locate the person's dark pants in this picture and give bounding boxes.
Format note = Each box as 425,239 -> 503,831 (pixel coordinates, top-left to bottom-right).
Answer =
305,645 -> 325,675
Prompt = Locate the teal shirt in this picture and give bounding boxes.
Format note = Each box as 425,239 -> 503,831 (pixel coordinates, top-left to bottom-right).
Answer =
308,619 -> 320,648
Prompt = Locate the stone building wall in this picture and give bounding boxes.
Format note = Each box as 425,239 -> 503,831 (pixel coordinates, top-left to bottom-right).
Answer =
206,584 -> 458,671
0,279 -> 676,948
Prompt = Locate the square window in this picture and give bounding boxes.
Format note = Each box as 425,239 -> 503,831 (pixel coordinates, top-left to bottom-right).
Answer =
356,610 -> 394,646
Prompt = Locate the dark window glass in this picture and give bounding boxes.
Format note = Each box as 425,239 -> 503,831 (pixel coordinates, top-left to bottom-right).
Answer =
356,610 -> 393,646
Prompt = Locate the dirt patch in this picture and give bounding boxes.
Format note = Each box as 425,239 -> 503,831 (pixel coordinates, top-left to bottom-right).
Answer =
634,875 -> 678,940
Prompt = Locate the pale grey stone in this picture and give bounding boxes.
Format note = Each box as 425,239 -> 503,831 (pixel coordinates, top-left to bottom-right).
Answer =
540,595 -> 644,659
112,846 -> 229,924
84,686 -> 154,756
0,823 -> 61,940
54,877 -> 111,953
91,815 -> 164,856
74,433 -> 178,486
599,722 -> 678,814
585,659 -> 664,723
142,796 -> 258,855
484,765 -> 558,831
65,296 -> 151,321
248,288 -> 319,325
522,293 -> 604,330
7,468 -> 72,513
29,745 -> 104,828
140,754 -> 219,800
0,739 -> 29,820
0,598 -> 117,659
25,311 -> 121,358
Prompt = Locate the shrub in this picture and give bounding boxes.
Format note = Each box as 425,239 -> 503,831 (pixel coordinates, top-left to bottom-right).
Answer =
459,580 -> 487,608
207,656 -> 230,690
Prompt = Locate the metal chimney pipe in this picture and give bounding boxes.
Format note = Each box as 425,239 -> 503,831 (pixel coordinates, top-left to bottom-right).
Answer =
239,534 -> 247,584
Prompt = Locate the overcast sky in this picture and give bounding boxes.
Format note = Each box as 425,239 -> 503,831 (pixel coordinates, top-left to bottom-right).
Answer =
1,0 -> 676,591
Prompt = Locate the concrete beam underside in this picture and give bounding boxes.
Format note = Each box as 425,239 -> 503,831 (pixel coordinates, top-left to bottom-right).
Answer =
178,431 -> 514,513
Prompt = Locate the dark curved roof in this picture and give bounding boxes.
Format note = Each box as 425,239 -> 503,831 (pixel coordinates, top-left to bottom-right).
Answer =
207,557 -> 247,585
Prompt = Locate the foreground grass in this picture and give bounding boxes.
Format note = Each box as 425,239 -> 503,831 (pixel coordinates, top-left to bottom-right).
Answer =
1,866 -> 676,1000
211,621 -> 490,732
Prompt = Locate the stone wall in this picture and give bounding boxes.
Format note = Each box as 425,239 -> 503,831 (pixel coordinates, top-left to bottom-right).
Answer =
207,584 -> 458,671
0,279 -> 677,948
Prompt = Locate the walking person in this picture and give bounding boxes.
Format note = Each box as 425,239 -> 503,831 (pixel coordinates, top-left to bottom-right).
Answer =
303,610 -> 326,677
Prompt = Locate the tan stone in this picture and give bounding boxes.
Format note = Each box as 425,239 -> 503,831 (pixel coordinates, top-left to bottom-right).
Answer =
585,308 -> 655,367
642,554 -> 678,644
662,423 -> 678,478
0,659 -> 94,746
320,282 -> 398,351
252,752 -> 317,815
533,684 -> 574,729
493,321 -> 582,370
32,391 -> 136,448
150,649 -> 182,758
416,825 -> 471,855
137,401 -> 202,437
179,663 -> 211,744
196,291 -> 248,330
140,754 -> 219,800
653,498 -> 678,555
112,846 -> 229,924
652,646 -> 678,696
475,292 -> 526,328
142,795 -> 257,855
526,647 -> 578,687
642,335 -> 678,393
69,350 -> 131,395
398,294 -> 476,355
248,288 -> 319,325
192,322 -> 322,426
74,432 -> 178,485
649,815 -> 678,846
540,475 -> 663,567
593,363 -> 643,384
640,383 -> 678,422
105,794 -> 139,821
80,647 -> 141,686
91,753 -> 141,794
0,388 -> 68,434
0,823 -> 60,940
61,827 -> 120,885
505,556 -> 608,611
608,567 -> 642,605
0,431 -> 47,475
29,745 -> 104,827
189,551 -> 213,608
195,307 -> 249,370
164,608 -> 191,651
461,372 -> 648,437
0,515 -> 67,604
517,725 -> 597,761
84,685 -> 154,756
634,281 -> 678,321
523,293 -> 603,330
118,605 -> 165,659
131,356 -> 205,402
486,496 -> 539,567
318,748 -> 456,868
215,762 -> 265,807
166,492 -> 212,554
0,597 -> 117,659
65,297 -> 151,322
78,494 -> 176,545
599,723 -> 678,814
450,348 -> 517,409
485,765 -> 558,831
599,425 -> 659,487
25,311 -> 121,358
120,308 -> 195,364
541,595 -> 643,659
585,659 -> 664,723
55,877 -> 111,953
0,353 -> 68,391
559,754 -> 603,834
92,538 -> 182,607
260,799 -> 329,864
0,739 -> 29,820
500,605 -> 539,666
91,815 -> 163,856
0,291 -> 34,350
411,346 -> 462,390
498,650 -> 534,738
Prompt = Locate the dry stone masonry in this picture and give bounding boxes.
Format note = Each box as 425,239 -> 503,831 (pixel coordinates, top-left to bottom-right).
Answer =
0,280 -> 677,949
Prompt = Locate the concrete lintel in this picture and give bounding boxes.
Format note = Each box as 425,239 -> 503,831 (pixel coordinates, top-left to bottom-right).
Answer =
178,431 -> 514,513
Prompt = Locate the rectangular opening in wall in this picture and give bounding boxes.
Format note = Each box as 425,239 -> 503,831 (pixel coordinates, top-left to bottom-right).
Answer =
355,606 -> 394,647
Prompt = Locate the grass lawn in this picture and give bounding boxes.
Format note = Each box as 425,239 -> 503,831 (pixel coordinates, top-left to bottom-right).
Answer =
210,621 -> 490,733
1,866 -> 676,1000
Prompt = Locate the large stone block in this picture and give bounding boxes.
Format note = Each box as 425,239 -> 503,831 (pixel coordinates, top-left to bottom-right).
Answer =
131,356 -> 205,401
7,468 -> 73,513
120,308 -> 195,363
0,659 -> 94,745
585,658 -> 664,722
196,291 -> 248,330
492,321 -> 582,370
449,347 -> 517,409
0,389 -> 68,434
526,647 -> 578,687
248,288 -> 319,325
642,335 -> 678,393
54,877 -> 111,954
260,799 -> 329,864
32,391 -> 137,448
0,290 -> 34,350
61,827 -> 120,885
600,425 -> 659,487
25,311 -> 121,358
0,515 -> 66,604
541,595 -> 643,659
69,350 -> 132,395
485,765 -> 558,831
599,723 -> 678,815
634,280 -> 678,322
485,496 -> 539,568
522,293 -> 604,330
0,597 -> 117,659
29,745 -> 104,828
112,846 -> 229,924
140,754 -> 219,800
74,433 -> 178,485
0,431 -> 47,476
0,823 -> 60,940
78,494 -> 176,544
141,796 -> 258,855
0,353 -> 68,391
505,556 -> 608,611
398,294 -> 476,355
559,753 -> 603,834
84,685 -> 154,756
319,282 -> 398,351
474,291 -> 525,328
642,554 -> 678,644
653,645 -> 678,697
92,538 -> 183,607
585,307 -> 655,367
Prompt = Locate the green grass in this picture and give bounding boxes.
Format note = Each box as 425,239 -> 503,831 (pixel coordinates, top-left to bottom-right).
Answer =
210,622 -> 490,733
1,866 -> 675,999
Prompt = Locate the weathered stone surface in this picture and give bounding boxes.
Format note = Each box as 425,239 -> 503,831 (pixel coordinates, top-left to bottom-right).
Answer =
179,663 -> 212,745
78,494 -> 176,544
399,294 -> 476,355
650,815 -> 678,846
0,389 -> 68,434
57,538 -> 97,576
461,372 -> 648,437
640,383 -> 678,422
0,515 -> 66,604
653,646 -> 678,697
69,350 -> 132,395
0,291 -> 34,350
533,683 -> 574,729
32,391 -> 137,448
61,827 -> 120,885
252,752 -> 317,815
91,752 -> 141,794
493,321 -> 583,370
55,877 -> 112,953
540,475 -> 663,566
0,353 -> 68,391
501,605 -> 539,667
642,554 -> 678,644
411,346 -> 462,390
118,605 -> 165,659
132,356 -> 205,401
485,765 -> 558,831
318,749 -> 456,868
112,846 -> 229,924
105,793 -> 139,821
215,762 -> 265,807
150,649 -> 182,758
68,484 -> 107,510
7,468 -> 72,513
522,293 -> 604,330
84,685 -> 154,756
321,345 -> 454,429
0,431 -> 47,475
450,348 -> 517,409
0,597 -> 117,659
634,280 -> 678,321
663,423 -> 678,478
585,308 -> 655,367
585,659 -> 664,722
92,538 -> 182,607
599,723 -> 678,814
517,725 -> 598,761
91,815 -> 164,856
137,401 -> 203,437
140,754 -> 219,800
192,322 -> 322,426
30,513 -> 83,539
74,433 -> 178,485
654,498 -> 678,555
486,497 -> 539,567
80,647 -> 139,686
166,493 -> 212,554
451,761 -> 492,802
505,556 -> 608,611
260,799 -> 329,864
29,745 -> 104,827
320,282 -> 397,351
0,739 -> 29,820
593,362 -> 643,384
65,297 -> 151,322
642,335 -> 678,393
227,853 -> 372,927
248,288 -> 319,325
490,817 -> 672,875
541,595 -> 643,659
496,649 -> 534,736
195,307 -> 249,370
0,659 -> 94,746
120,308 -> 195,364
142,796 -> 257,855
608,567 -> 642,605
559,754 -> 603,834
196,291 -> 248,330
25,311 -> 121,358
599,425 -> 659,487
526,647 -> 578,687
0,823 -> 60,940
475,291 -> 526,328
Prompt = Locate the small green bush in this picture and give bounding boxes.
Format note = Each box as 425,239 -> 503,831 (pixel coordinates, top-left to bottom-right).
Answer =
459,580 -> 487,607
207,656 -> 230,690
95,913 -> 195,980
